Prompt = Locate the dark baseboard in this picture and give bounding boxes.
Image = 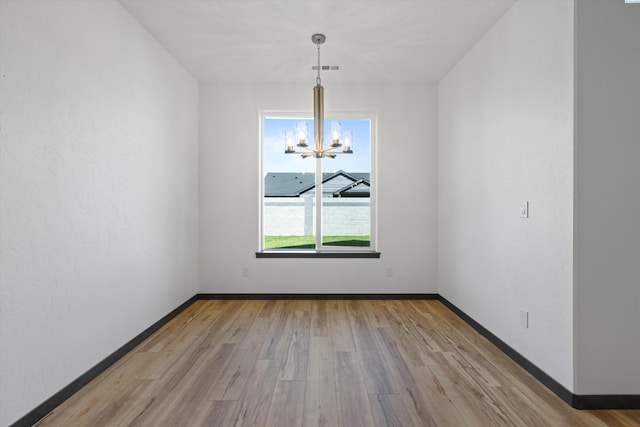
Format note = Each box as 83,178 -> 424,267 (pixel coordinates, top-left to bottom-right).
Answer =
11,293 -> 639,426
197,293 -> 439,300
572,394 -> 640,410
10,295 -> 198,427
437,296 -> 640,410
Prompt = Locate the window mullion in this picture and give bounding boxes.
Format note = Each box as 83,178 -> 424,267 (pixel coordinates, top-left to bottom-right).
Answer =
315,157 -> 322,249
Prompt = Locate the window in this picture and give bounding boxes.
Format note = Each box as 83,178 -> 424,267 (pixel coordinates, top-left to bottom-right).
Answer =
260,113 -> 376,254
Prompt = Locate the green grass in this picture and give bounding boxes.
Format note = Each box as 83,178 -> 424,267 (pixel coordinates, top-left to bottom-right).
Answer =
265,235 -> 370,249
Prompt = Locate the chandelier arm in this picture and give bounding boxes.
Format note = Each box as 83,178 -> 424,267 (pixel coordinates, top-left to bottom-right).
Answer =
285,146 -> 315,154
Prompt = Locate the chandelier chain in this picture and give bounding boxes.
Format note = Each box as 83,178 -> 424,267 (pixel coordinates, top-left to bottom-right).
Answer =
316,41 -> 322,85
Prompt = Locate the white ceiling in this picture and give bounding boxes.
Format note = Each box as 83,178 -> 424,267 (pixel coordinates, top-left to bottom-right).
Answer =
119,0 -> 516,83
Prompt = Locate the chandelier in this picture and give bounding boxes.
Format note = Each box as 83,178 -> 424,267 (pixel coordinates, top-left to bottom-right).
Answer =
284,34 -> 353,158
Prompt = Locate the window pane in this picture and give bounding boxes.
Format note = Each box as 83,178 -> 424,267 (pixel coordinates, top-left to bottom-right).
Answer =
321,119 -> 371,248
263,118 -> 315,249
262,116 -> 372,250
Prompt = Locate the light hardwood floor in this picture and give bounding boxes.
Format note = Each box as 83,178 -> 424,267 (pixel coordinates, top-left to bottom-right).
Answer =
36,300 -> 640,426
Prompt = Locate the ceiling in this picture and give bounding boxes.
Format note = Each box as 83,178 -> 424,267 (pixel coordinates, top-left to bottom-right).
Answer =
119,0 -> 516,83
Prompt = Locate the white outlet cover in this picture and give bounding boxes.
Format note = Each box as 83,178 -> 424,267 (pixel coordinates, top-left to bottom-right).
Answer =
519,309 -> 529,328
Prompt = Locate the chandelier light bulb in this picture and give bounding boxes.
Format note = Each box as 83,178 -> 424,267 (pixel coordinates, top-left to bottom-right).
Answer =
296,122 -> 308,147
284,130 -> 295,153
330,121 -> 342,147
343,131 -> 353,153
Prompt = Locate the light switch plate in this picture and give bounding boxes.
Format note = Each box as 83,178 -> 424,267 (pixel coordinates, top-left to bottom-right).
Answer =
520,201 -> 529,218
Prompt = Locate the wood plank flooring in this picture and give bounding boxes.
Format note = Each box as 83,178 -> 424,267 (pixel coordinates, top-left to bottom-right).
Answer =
35,300 -> 640,426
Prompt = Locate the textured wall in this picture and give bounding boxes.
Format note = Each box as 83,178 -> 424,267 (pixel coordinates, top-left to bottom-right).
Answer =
438,0 -> 574,390
0,1 -> 198,424
199,83 -> 438,294
574,0 -> 640,395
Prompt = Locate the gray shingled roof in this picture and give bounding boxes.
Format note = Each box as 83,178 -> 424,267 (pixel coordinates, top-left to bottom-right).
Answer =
334,179 -> 370,197
264,170 -> 370,197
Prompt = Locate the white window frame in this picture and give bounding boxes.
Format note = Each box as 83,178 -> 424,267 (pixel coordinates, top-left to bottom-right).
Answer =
259,110 -> 377,253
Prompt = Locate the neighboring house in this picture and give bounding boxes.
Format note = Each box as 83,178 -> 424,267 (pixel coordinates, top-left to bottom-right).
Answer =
264,170 -> 370,198
264,170 -> 371,236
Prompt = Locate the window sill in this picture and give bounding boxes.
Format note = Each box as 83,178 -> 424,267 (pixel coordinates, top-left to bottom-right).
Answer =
256,250 -> 381,259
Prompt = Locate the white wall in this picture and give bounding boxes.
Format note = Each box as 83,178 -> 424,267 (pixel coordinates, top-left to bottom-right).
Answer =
0,1 -> 198,425
199,83 -> 437,294
574,0 -> 640,395
438,0 -> 574,390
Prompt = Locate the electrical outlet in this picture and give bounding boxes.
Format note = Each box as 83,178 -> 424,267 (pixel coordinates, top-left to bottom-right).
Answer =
241,267 -> 249,277
385,266 -> 394,278
519,309 -> 529,329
